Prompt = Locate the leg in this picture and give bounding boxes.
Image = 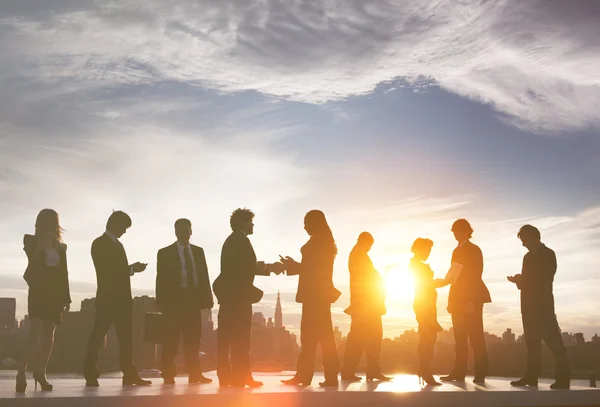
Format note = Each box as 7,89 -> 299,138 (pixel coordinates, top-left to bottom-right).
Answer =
34,320 -> 57,378
317,305 -> 340,382
419,330 -> 437,375
341,317 -> 365,377
18,318 -> 43,374
450,311 -> 468,377
160,309 -> 182,379
84,308 -> 113,378
295,304 -> 319,382
523,316 -> 542,380
182,308 -> 203,377
113,306 -> 136,376
365,316 -> 383,376
542,316 -> 570,382
230,303 -> 252,385
217,305 -> 232,384
469,306 -> 488,378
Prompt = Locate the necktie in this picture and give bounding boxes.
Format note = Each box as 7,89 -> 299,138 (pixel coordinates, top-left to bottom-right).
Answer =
184,246 -> 195,288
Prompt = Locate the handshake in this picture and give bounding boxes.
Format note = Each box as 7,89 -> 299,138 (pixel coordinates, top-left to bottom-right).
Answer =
267,256 -> 298,275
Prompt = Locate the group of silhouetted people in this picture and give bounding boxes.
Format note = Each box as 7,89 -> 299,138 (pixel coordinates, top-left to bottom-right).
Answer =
16,208 -> 571,393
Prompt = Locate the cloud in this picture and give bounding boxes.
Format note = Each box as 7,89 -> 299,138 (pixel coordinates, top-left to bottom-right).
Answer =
1,0 -> 599,132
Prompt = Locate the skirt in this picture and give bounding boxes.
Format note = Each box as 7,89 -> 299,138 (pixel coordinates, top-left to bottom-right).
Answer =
28,266 -> 65,325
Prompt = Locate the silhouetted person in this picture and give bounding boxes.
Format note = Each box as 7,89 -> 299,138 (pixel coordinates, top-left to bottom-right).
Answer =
341,232 -> 391,383
281,210 -> 341,388
212,208 -> 284,388
17,209 -> 71,393
409,238 -> 449,386
508,225 -> 570,389
156,218 -> 214,385
441,219 -> 491,384
83,211 -> 151,387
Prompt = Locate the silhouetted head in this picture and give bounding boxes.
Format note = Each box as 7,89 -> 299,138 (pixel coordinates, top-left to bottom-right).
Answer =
106,211 -> 132,238
356,232 -> 374,252
411,238 -> 433,262
175,218 -> 192,245
451,219 -> 473,244
230,208 -> 255,235
35,208 -> 64,245
517,224 -> 541,251
304,210 -> 338,256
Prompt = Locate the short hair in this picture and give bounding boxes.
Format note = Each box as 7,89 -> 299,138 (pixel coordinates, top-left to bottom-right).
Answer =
411,238 -> 433,255
451,218 -> 473,238
106,210 -> 132,230
517,224 -> 541,240
358,232 -> 374,245
230,208 -> 255,231
174,218 -> 192,229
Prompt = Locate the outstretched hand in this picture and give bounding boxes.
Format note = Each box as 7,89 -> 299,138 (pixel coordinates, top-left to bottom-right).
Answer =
132,262 -> 148,273
271,262 -> 286,275
507,274 -> 522,285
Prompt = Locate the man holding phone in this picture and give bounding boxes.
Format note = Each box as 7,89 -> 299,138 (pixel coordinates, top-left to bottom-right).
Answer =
83,211 -> 151,387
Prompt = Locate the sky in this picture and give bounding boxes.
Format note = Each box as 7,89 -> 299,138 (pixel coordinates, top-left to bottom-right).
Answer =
1,0 -> 599,339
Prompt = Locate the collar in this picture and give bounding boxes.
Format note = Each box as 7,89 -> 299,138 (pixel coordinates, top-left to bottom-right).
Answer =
458,239 -> 470,248
104,230 -> 118,244
529,242 -> 544,254
177,241 -> 191,251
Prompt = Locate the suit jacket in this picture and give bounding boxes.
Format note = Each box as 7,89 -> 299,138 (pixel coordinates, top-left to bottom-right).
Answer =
517,244 -> 557,317
287,236 -> 340,304
91,233 -> 133,309
156,242 -> 214,310
344,246 -> 386,316
23,234 -> 71,305
213,231 -> 268,306
447,240 -> 491,313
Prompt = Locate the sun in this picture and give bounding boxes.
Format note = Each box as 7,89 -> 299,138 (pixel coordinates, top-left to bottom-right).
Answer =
376,254 -> 415,305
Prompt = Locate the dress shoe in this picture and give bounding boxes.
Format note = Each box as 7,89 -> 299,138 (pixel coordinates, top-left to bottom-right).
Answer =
418,373 -> 442,386
340,374 -> 362,382
367,373 -> 393,382
473,376 -> 486,385
122,375 -> 152,386
245,377 -> 264,388
550,380 -> 570,390
163,377 -> 175,385
440,374 -> 465,382
318,379 -> 339,388
281,376 -> 311,386
189,374 -> 212,384
510,377 -> 538,387
85,378 -> 99,387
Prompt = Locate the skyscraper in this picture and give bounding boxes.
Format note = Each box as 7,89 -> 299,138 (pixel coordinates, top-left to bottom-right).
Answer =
0,298 -> 16,329
275,291 -> 283,328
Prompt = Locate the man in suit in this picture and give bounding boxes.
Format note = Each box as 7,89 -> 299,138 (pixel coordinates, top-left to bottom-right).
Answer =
341,232 -> 390,382
212,208 -> 284,388
441,219 -> 491,384
508,225 -> 570,389
156,218 -> 214,385
83,211 -> 151,387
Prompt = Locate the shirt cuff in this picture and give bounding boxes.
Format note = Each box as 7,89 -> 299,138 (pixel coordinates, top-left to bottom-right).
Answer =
129,266 -> 134,276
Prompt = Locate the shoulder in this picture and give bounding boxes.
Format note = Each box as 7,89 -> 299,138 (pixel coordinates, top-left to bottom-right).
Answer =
541,245 -> 555,258
23,234 -> 36,249
191,244 -> 205,254
59,243 -> 67,251
158,244 -> 174,256
467,241 -> 482,255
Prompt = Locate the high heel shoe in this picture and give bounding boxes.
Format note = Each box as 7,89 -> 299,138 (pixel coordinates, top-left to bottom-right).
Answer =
366,373 -> 393,382
33,373 -> 53,391
16,372 -> 27,393
417,372 -> 442,386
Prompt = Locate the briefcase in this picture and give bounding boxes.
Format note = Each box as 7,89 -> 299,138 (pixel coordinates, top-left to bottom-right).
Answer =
144,312 -> 167,344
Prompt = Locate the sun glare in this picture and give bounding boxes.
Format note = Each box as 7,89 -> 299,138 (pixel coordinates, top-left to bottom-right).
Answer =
378,254 -> 415,305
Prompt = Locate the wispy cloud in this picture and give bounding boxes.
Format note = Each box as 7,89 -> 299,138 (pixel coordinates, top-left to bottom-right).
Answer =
1,0 -> 598,132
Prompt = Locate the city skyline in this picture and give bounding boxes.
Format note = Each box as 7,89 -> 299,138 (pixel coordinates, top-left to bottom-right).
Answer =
1,0 -> 599,339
